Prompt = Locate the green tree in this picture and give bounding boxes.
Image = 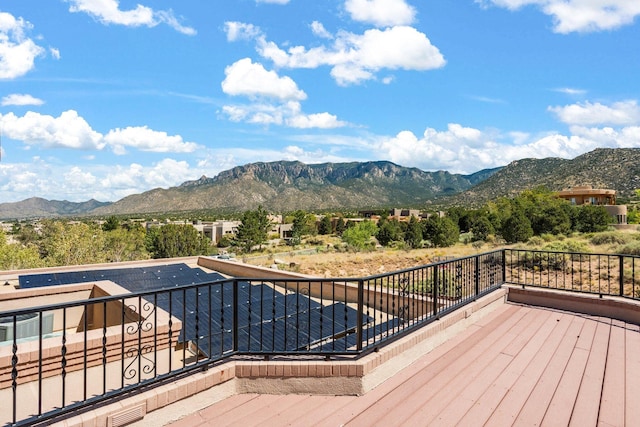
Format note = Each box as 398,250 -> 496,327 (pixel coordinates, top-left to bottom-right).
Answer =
470,215 -> 494,242
501,210 -> 533,243
318,215 -> 332,235
15,222 -> 39,246
102,215 -> 120,231
574,205 -> 611,232
424,216 -> 459,247
105,226 -> 149,262
146,224 -> 211,259
628,208 -> 640,224
235,206 -> 271,252
335,217 -> 346,236
0,230 -> 43,270
404,216 -> 423,249
289,210 -> 316,246
341,221 -> 378,251
39,220 -> 107,266
530,202 -> 572,235
376,219 -> 403,246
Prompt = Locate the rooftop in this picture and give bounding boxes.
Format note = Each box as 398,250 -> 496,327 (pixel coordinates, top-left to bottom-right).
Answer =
1,249 -> 639,426
141,294 -> 639,427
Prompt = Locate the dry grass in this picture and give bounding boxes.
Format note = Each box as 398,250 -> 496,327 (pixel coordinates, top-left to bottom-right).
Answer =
245,244 -> 481,278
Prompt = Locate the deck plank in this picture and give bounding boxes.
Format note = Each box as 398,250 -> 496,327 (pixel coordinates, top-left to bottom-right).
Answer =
208,394 -> 289,427
196,393 -> 260,421
456,310 -> 574,427
625,323 -> 640,426
511,314 -> 586,426
391,308 -> 547,426
241,394 -> 314,427
286,396 -> 355,427
541,347 -> 590,426
598,319 -> 626,427
329,305 -> 527,426
422,307 -> 557,426
568,318 -> 611,427
165,303 -> 640,427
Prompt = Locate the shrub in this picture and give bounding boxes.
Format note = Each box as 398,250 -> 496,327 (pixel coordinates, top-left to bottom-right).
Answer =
590,232 -> 631,246
526,236 -> 544,247
542,240 -> 590,254
616,241 -> 640,256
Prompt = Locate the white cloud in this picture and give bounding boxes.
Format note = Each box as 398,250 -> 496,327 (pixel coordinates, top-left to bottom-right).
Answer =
0,12 -> 46,79
370,118 -> 640,173
221,58 -> 307,101
0,110 -> 105,150
478,0 -> 640,33
257,26 -> 445,86
554,87 -> 586,96
104,126 -> 200,155
66,0 -> 196,35
224,22 -> 262,41
99,159 -> 196,199
0,110 -> 199,154
50,47 -> 61,60
1,94 -> 45,106
345,0 -> 417,26
549,100 -> 640,126
219,59 -> 348,129
256,0 -> 291,4
222,100 -> 347,129
311,21 -> 333,39
470,95 -> 506,104
287,112 -> 347,129
64,166 -> 97,188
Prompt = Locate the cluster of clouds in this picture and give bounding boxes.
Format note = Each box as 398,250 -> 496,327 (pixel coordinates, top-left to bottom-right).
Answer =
66,0 -> 196,35
1,0 -> 640,202
221,0 -> 445,129
0,157 -> 199,203
0,110 -> 199,154
477,0 -> 640,33
0,1 -> 194,80
220,58 -> 346,128
374,99 -> 640,173
1,97 -> 640,202
0,12 -> 47,80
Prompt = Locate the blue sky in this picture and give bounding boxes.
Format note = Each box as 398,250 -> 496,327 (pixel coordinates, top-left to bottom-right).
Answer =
0,0 -> 639,203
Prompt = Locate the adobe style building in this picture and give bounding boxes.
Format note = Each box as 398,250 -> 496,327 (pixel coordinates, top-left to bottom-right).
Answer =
557,185 -> 628,226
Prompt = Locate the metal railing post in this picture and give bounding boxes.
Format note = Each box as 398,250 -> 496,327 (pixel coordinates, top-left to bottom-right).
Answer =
356,279 -> 364,352
233,279 -> 239,353
475,255 -> 480,296
433,266 -> 439,317
501,249 -> 507,284
619,254 -> 625,297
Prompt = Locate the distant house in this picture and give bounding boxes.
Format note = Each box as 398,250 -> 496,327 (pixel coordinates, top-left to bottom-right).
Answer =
359,208 -> 421,222
556,186 -> 627,225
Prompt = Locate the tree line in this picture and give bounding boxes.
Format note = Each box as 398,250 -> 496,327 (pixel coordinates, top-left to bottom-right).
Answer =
0,187 -> 614,270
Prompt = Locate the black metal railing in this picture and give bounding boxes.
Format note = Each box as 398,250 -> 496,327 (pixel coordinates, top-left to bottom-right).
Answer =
504,249 -> 640,300
0,250 -> 507,426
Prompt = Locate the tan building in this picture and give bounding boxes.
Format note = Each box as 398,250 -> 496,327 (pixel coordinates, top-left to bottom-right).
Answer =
557,185 -> 627,225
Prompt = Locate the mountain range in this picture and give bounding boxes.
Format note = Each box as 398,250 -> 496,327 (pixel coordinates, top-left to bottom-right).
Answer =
1,148 -> 639,220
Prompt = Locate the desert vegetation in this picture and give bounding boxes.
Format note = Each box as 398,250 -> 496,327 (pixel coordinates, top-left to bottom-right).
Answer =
1,187 -> 638,275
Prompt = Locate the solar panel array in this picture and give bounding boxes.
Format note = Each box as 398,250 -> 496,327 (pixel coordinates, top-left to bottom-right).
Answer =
18,264 -> 369,356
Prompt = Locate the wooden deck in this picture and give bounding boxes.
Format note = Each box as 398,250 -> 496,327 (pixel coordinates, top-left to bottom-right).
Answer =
168,302 -> 640,427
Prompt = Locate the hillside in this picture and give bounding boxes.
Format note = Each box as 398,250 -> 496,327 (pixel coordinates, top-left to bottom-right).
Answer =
445,148 -> 640,206
0,198 -> 111,220
89,161 -> 497,215
3,148 -> 639,220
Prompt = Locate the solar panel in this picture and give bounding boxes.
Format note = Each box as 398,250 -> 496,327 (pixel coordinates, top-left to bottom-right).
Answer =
18,264 -> 385,357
